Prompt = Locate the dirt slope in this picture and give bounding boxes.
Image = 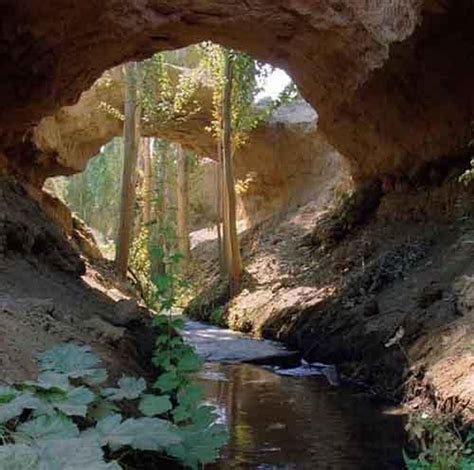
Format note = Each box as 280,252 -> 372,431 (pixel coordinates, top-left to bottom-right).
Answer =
187,168 -> 474,419
0,177 -> 153,384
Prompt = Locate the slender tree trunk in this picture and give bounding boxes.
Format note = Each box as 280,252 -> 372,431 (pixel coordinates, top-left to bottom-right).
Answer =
216,141 -> 227,275
152,140 -> 168,276
115,62 -> 141,278
142,137 -> 153,226
176,143 -> 191,270
222,50 -> 242,295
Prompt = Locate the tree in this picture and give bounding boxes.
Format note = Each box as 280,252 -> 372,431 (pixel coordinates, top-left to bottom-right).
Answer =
221,50 -> 242,295
176,143 -> 191,270
115,62 -> 141,278
142,137 -> 154,227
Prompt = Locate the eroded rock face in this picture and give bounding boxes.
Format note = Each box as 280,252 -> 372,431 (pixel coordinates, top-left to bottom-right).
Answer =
34,67 -> 350,225
0,1 -> 472,182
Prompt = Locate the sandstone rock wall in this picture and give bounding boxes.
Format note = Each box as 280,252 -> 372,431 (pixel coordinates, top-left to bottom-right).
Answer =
0,1 -> 472,184
34,68 -> 350,226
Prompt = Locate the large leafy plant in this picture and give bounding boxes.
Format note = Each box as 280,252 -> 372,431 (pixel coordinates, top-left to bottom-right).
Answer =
0,342 -> 226,469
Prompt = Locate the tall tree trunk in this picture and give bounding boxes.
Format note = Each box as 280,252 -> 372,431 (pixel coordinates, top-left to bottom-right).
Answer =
142,137 -> 153,227
176,144 -> 191,270
151,140 -> 168,276
115,62 -> 141,279
216,142 -> 226,275
222,50 -> 242,295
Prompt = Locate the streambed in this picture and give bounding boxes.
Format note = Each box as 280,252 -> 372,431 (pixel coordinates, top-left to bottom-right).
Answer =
183,321 -> 405,469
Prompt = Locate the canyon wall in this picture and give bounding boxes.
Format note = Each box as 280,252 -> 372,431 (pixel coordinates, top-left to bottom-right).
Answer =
0,1 -> 472,184
34,68 -> 349,226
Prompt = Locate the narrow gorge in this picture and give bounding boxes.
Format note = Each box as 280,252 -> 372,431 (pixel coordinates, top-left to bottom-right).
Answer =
0,1 -> 473,469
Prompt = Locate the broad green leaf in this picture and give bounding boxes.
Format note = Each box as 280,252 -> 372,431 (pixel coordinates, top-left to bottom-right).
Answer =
52,387 -> 95,417
0,385 -> 18,404
178,385 -> 204,408
82,414 -> 122,445
88,398 -> 119,421
24,372 -> 70,392
189,406 -> 218,429
17,414 -> 79,441
152,314 -> 169,328
170,316 -> 186,330
37,437 -> 121,469
177,354 -> 203,373
0,394 -> 48,423
82,368 -> 108,386
168,423 -> 228,469
93,416 -> 182,452
0,444 -> 38,469
139,395 -> 172,417
37,343 -> 101,379
154,371 -> 179,393
101,377 -> 146,401
152,351 -> 172,369
172,404 -> 191,423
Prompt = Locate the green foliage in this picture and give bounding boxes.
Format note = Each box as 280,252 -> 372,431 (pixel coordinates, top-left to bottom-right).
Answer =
404,412 -> 474,469
141,52 -> 202,126
0,341 -> 226,469
101,377 -> 146,401
459,158 -> 474,186
210,305 -> 226,326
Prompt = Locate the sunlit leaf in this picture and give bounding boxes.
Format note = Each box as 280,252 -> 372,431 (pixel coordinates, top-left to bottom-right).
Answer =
37,343 -> 101,380
139,395 -> 172,417
101,377 -> 146,401
17,414 -> 79,441
87,398 -> 119,421
0,444 -> 38,469
0,394 -> 48,423
24,372 -> 70,392
91,416 -> 182,452
0,385 -> 18,404
37,437 -> 121,469
52,387 -> 95,417
153,371 -> 179,393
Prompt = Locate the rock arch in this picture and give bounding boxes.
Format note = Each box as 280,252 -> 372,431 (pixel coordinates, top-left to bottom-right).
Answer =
0,1 -> 473,181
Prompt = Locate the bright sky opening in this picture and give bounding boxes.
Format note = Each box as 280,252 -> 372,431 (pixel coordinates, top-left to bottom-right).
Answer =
256,67 -> 292,101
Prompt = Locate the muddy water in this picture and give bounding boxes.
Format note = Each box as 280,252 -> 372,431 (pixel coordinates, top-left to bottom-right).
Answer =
197,363 -> 404,469
183,321 -> 405,469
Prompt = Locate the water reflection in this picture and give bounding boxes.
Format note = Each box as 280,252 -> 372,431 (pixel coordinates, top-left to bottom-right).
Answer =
198,363 -> 404,469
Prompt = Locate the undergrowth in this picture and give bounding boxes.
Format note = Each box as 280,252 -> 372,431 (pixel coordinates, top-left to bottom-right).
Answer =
0,252 -> 227,469
404,412 -> 473,469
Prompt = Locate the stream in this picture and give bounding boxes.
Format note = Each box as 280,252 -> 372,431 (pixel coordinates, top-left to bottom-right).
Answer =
182,321 -> 405,469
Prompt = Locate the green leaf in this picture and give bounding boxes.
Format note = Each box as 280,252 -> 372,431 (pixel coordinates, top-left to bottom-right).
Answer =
152,315 -> 169,328
52,387 -> 95,417
172,404 -> 191,423
37,437 -> 121,469
88,398 -> 119,421
171,316 -> 186,330
0,444 -> 38,469
189,406 -> 218,429
153,371 -> 180,393
152,351 -> 172,369
139,395 -> 172,417
177,354 -> 203,373
82,368 -> 108,386
17,414 -> 79,441
178,384 -> 204,408
101,377 -> 146,401
37,343 -> 101,380
0,385 -> 18,404
168,423 -> 228,468
92,416 -> 182,452
0,394 -> 48,423
24,372 -> 71,392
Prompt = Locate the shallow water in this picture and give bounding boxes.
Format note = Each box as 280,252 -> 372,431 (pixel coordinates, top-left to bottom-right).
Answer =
197,363 -> 405,469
